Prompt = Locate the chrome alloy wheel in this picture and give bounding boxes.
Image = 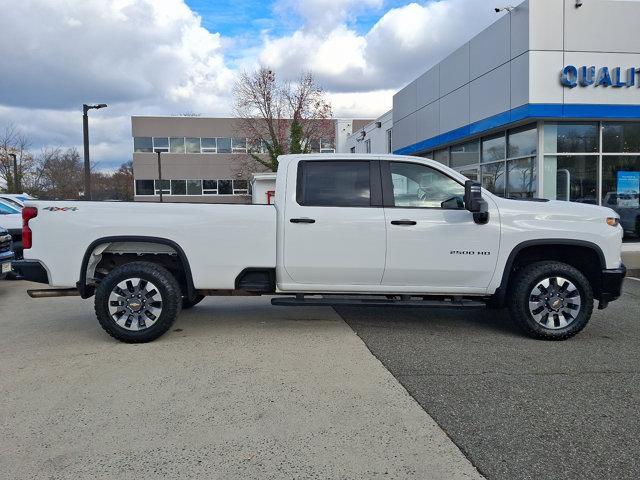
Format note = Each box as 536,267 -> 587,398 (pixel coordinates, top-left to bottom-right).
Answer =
528,276 -> 582,329
108,278 -> 162,331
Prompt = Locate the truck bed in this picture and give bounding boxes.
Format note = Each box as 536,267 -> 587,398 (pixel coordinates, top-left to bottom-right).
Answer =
25,201 -> 277,289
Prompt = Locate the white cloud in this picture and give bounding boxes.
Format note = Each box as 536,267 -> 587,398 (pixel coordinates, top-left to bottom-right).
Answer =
259,0 -> 498,92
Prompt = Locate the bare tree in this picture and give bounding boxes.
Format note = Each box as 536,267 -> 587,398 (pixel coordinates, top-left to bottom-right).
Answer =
233,68 -> 333,172
0,122 -> 34,193
31,147 -> 84,199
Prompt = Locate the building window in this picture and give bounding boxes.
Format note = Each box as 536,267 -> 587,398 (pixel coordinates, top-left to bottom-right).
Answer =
185,138 -> 201,154
480,162 -> 506,197
320,139 -> 335,153
460,168 -> 479,182
507,124 -> 538,157
249,139 -> 267,154
169,137 -> 185,154
482,133 -> 506,162
544,122 -> 598,154
365,139 -> 371,153
203,180 -> 218,194
602,122 -> 640,153
601,155 -> 640,241
135,180 -> 154,195
387,129 -> 392,153
201,138 -> 216,153
217,138 -> 232,153
434,148 -> 450,166
154,180 -> 170,195
153,137 -> 169,153
232,138 -> 247,153
218,179 -> 233,194
543,155 -> 598,204
170,180 -> 187,195
450,139 -> 479,168
309,139 -> 320,153
134,137 -> 153,153
187,179 -> 202,195
507,157 -> 536,199
233,180 -> 248,194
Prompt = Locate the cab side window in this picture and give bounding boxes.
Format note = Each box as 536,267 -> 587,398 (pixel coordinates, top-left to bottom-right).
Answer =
297,161 -> 371,207
390,162 -> 464,208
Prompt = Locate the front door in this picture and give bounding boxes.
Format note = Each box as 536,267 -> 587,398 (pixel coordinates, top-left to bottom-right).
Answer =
381,160 -> 500,292
283,160 -> 386,286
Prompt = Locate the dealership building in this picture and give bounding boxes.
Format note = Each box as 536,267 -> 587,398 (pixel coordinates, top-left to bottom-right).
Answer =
347,0 -> 640,249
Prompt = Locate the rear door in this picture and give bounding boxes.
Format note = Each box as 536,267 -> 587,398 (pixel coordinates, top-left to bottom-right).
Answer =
381,160 -> 500,291
282,160 -> 386,286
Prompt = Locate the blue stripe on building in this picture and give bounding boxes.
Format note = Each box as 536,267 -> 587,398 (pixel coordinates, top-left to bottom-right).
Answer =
394,103 -> 640,156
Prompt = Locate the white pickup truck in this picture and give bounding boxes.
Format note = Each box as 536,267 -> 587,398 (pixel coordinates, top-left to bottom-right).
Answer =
14,154 -> 626,343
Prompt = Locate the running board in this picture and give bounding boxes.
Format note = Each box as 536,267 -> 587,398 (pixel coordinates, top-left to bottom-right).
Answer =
271,295 -> 486,308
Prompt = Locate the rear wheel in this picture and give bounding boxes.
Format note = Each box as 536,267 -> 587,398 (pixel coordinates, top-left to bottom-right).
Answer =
508,261 -> 593,340
94,261 -> 182,343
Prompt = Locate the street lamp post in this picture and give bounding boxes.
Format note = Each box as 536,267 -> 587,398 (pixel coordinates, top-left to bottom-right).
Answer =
8,153 -> 18,193
82,103 -> 107,200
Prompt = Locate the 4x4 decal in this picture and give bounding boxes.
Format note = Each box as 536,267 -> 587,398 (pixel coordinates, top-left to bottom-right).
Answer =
42,207 -> 78,212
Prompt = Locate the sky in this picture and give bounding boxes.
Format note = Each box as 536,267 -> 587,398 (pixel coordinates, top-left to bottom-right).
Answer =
0,0 -> 505,171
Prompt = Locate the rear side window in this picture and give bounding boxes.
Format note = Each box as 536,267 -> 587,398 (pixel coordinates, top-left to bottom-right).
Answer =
297,161 -> 371,207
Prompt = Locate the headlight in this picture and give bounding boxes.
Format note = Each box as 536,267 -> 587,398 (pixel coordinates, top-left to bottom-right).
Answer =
606,217 -> 620,227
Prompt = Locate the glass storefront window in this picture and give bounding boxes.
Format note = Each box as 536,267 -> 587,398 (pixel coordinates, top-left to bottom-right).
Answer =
601,155 -> 640,241
482,133 -> 506,162
507,124 -> 537,157
450,140 -> 479,167
543,155 -> 598,204
460,168 -> 478,182
507,157 -> 536,199
544,123 -> 598,153
434,148 -> 450,166
602,122 -> 640,153
480,162 -> 506,197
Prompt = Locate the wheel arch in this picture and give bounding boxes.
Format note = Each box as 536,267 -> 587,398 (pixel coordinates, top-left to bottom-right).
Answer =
78,236 -> 195,299
493,239 -> 606,307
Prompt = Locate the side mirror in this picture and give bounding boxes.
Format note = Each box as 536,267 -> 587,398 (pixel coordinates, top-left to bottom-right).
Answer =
464,180 -> 489,224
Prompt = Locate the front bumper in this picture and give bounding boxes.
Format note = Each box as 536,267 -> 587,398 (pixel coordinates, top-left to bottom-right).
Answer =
598,264 -> 626,308
11,260 -> 49,284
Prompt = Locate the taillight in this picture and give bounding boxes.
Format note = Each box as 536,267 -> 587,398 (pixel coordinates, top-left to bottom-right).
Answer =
22,206 -> 38,249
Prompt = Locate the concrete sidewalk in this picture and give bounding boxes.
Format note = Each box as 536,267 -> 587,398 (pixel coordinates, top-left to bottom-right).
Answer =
0,281 -> 482,480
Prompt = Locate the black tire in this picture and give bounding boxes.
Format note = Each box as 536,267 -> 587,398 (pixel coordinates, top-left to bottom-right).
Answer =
94,261 -> 182,343
508,261 -> 594,340
182,294 -> 205,309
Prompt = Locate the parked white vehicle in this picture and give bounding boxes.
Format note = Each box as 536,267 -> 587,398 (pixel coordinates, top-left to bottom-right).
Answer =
15,154 -> 626,343
0,200 -> 22,231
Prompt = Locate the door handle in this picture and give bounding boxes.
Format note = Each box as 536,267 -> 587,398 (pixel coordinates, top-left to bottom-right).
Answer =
290,218 -> 316,224
390,220 -> 417,226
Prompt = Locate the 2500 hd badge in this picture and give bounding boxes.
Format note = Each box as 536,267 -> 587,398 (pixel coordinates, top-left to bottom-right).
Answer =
450,250 -> 491,255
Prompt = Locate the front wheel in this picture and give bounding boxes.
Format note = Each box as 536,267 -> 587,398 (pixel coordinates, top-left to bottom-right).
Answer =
94,261 -> 182,343
508,261 -> 594,340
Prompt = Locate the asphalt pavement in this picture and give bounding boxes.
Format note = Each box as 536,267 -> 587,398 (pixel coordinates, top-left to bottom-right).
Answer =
336,278 -> 640,480
0,280 -> 482,480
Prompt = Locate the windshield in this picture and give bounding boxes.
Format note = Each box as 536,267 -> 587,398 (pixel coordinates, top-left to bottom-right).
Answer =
0,202 -> 20,214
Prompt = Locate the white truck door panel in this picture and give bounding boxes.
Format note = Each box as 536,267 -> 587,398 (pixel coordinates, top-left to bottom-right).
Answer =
283,160 -> 386,285
381,160 -> 500,290
382,208 -> 500,289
